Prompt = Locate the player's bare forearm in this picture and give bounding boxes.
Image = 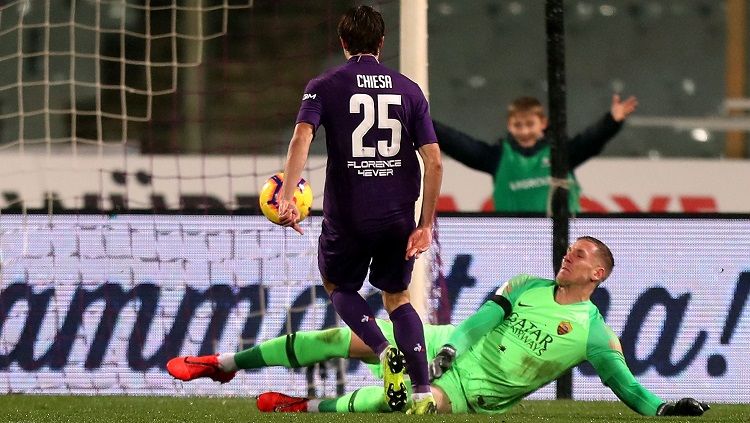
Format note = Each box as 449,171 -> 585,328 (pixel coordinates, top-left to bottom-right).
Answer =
417,143 -> 443,229
280,123 -> 314,202
278,123 -> 313,234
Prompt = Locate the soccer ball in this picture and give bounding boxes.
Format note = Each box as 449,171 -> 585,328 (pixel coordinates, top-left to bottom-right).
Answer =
259,172 -> 313,224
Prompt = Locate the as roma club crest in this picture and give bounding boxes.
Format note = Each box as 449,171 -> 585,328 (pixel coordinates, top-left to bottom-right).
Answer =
557,321 -> 572,335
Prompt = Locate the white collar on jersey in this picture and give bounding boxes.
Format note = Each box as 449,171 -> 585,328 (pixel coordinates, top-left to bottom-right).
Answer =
352,53 -> 379,63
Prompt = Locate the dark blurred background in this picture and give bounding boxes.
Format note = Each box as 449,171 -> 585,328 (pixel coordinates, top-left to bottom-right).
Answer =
0,0 -> 746,158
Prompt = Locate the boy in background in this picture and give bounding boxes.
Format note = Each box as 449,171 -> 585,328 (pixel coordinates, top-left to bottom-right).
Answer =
434,94 -> 637,212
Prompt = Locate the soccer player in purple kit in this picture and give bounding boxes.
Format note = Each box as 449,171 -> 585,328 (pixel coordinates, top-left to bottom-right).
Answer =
166,6 -> 440,413
277,5 -> 441,414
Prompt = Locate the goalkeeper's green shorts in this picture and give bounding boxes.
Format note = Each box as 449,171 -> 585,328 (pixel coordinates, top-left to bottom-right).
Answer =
431,366 -> 470,414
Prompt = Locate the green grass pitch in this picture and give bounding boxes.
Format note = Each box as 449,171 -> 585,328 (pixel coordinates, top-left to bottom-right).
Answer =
0,396 -> 747,423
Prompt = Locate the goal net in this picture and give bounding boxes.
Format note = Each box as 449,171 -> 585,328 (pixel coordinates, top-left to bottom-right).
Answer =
0,0 -> 420,397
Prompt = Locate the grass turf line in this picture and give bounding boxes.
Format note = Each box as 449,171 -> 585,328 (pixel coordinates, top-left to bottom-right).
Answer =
0,395 -> 747,422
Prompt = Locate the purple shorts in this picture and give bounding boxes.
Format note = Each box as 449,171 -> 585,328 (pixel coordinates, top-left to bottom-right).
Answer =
318,216 -> 416,293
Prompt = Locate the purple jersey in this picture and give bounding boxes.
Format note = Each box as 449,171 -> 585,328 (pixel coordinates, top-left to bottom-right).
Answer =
296,55 -> 437,228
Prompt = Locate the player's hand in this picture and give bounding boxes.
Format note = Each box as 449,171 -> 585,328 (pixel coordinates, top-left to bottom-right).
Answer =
278,198 -> 303,235
405,227 -> 431,260
429,344 -> 456,381
610,93 -> 638,122
657,398 -> 710,416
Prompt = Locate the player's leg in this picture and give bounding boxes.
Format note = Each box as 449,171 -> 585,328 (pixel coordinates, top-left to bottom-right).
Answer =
257,385 -> 392,413
165,353 -> 237,384
167,319 -> 402,382
323,277 -> 391,357
168,325 -> 375,382
357,319 -> 454,379
167,327 -> 350,382
253,321 -> 457,413
379,290 -> 426,411
166,296 -> 455,385
371,217 -> 435,414
229,327 -> 354,370
318,220 -> 393,368
372,318 -> 455,364
258,381 -> 453,413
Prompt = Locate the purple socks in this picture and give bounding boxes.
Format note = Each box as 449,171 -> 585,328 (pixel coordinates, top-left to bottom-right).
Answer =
329,289 -> 389,356
390,303 -> 430,394
329,290 -> 431,394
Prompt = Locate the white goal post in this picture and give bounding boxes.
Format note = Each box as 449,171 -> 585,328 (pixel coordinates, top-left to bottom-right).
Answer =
399,0 -> 432,321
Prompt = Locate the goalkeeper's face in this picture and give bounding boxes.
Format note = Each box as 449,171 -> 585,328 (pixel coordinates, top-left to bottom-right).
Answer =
555,239 -> 606,288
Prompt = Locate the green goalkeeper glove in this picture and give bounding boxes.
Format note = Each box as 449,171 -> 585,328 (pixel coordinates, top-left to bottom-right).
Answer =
429,344 -> 456,381
656,398 -> 710,416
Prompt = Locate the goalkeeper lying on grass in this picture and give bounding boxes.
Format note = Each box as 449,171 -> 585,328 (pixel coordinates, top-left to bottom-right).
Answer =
167,236 -> 709,417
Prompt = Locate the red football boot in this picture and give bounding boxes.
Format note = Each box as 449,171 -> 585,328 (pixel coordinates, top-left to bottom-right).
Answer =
256,392 -> 309,413
166,354 -> 236,384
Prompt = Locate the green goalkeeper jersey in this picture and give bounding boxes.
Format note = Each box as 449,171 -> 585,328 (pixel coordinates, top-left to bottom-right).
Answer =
450,274 -> 664,415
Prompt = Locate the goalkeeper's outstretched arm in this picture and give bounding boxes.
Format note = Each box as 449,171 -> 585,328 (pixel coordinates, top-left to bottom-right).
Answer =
587,319 -> 709,417
594,353 -> 709,416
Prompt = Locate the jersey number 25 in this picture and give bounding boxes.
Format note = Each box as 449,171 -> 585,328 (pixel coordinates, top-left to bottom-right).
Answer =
350,93 -> 402,158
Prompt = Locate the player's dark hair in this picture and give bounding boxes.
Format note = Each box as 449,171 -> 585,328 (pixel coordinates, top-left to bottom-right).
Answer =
337,5 -> 385,55
577,236 -> 615,281
508,96 -> 546,119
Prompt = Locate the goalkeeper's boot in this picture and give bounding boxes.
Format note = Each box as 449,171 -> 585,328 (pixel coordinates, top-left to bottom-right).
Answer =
256,392 -> 308,413
166,354 -> 236,384
406,394 -> 437,415
382,347 -> 407,412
